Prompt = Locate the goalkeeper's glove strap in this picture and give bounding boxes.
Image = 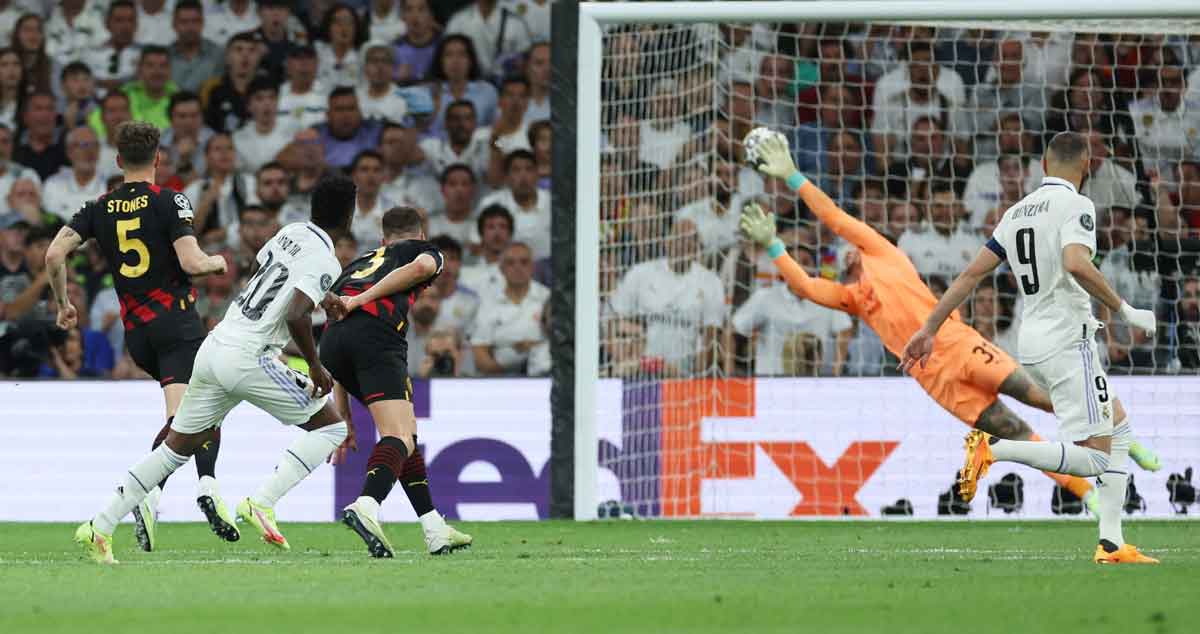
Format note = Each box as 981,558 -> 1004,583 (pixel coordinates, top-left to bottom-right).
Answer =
767,238 -> 787,259
786,171 -> 807,191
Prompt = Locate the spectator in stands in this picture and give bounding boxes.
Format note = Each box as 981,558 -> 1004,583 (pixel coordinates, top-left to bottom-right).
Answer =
427,34 -> 498,135
486,75 -> 531,185
42,127 -> 104,224
674,158 -> 738,257
378,121 -> 441,208
1100,213 -> 1160,373
333,232 -> 357,268
314,3 -> 364,88
230,204 -> 279,276
935,28 -> 995,88
428,164 -> 478,247
478,149 -> 549,260
347,150 -> 392,247
1131,63 -> 1200,182
365,0 -> 404,44
59,62 -> 98,131
445,0 -> 534,79
429,234 -> 480,343
13,92 -> 65,181
968,285 -> 1017,354
608,218 -> 726,377
969,38 -> 1045,147
0,223 -> 50,323
1082,128 -> 1139,218
201,32 -> 264,134
203,0 -> 259,45
276,44 -> 328,130
898,182 -> 978,281
250,0 -> 309,85
529,119 -> 551,190
88,1 -> 141,93
135,0 -> 172,47
416,329 -> 465,378
421,99 -> 489,180
1044,67 -> 1136,160
471,241 -> 548,376
393,0 -> 441,85
753,53 -> 795,129
887,116 -> 970,201
1020,31 -> 1072,100
797,38 -> 869,128
964,112 -> 1046,225
815,130 -> 866,208
0,217 -> 27,320
1175,275 -> 1200,369
316,87 -> 383,170
886,198 -> 919,242
460,203 -> 512,294
234,79 -> 297,176
601,29 -> 647,122
523,42 -> 550,125
871,41 -> 962,164
0,125 -> 39,217
45,3 -> 105,69
1178,161 -> 1200,231
17,13 -> 57,95
733,246 -> 853,376
252,161 -> 307,225
5,177 -> 41,226
794,83 -> 855,175
88,93 -> 131,180
277,127 -> 330,201
184,133 -> 255,235
358,42 -> 429,124
963,150 -> 1039,229
39,323 -> 113,379
405,284 -> 442,375
0,48 -> 22,129
168,1 -> 224,94
638,78 -> 691,171
123,46 -> 177,130
161,92 -> 212,184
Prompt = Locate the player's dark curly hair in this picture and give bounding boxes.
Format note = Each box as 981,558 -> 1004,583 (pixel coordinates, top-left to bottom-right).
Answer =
381,206 -> 425,239
309,174 -> 356,234
115,121 -> 161,168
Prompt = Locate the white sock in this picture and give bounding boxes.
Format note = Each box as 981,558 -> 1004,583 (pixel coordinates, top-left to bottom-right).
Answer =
353,495 -> 381,520
252,422 -> 346,508
990,438 -> 1110,476
94,445 -> 188,534
146,486 -> 162,514
1098,422 -> 1132,547
418,509 -> 444,533
197,475 -> 218,499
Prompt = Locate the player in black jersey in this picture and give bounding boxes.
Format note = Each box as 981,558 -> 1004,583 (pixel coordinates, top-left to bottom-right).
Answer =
44,121 -> 237,550
321,205 -> 472,557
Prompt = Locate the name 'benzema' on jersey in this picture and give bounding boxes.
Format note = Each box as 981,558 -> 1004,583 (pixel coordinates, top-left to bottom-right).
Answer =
987,176 -> 1099,364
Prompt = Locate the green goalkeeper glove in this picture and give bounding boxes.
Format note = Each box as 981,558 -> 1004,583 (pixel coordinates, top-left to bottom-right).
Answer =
740,202 -> 777,249
745,128 -> 800,181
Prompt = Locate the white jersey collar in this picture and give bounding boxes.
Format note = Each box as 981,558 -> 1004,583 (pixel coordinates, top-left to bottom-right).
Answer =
1040,176 -> 1077,194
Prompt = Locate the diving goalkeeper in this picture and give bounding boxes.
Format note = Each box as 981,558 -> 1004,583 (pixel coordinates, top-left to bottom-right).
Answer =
738,129 -> 1159,508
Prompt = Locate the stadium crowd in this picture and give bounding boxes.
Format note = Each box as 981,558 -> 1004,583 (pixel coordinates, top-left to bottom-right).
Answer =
0,0 -> 553,380
599,23 -> 1200,378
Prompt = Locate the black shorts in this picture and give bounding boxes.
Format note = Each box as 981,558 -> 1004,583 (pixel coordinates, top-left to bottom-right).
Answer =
126,310 -> 206,386
320,312 -> 412,405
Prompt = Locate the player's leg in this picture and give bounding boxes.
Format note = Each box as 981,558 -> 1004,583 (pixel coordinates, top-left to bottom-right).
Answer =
340,397 -> 415,558
236,356 -> 348,550
400,433 -> 473,554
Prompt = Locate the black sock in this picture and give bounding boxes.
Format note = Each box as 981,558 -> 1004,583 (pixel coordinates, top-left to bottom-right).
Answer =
152,419 -> 173,491
194,427 -> 220,480
361,436 -> 409,504
398,435 -> 434,516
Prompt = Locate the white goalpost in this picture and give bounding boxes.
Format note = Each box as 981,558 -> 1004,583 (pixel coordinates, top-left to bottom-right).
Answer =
573,1 -> 1200,521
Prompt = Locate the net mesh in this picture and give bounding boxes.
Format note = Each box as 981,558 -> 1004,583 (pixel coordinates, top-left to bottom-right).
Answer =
595,20 -> 1200,519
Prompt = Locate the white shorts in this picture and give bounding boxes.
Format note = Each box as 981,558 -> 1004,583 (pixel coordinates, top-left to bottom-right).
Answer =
171,337 -> 327,434
1024,338 -> 1115,442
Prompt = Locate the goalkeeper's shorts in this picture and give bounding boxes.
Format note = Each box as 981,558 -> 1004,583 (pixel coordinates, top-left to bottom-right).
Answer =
911,324 -> 1018,426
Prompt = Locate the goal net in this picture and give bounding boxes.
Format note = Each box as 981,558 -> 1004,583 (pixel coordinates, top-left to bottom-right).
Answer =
582,3 -> 1200,520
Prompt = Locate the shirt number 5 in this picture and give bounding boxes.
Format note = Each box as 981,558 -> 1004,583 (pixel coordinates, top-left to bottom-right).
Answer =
116,218 -> 150,278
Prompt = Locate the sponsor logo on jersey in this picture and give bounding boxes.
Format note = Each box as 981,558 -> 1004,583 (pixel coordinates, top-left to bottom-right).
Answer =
320,273 -> 333,292
1080,214 -> 1094,231
175,193 -> 194,220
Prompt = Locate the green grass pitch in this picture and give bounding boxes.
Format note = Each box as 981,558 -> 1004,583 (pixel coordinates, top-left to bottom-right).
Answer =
1,521 -> 1194,634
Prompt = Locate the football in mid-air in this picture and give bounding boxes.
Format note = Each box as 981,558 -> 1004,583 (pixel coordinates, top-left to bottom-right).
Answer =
742,126 -> 786,169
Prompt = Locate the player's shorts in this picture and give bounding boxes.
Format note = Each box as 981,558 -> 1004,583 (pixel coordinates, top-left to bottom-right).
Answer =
171,337 -> 328,434
125,310 -> 206,386
911,323 -> 1019,426
319,312 -> 413,405
1024,337 -> 1114,442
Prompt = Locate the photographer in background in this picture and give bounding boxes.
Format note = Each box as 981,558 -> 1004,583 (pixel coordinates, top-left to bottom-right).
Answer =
406,283 -> 444,377
417,329 -> 463,379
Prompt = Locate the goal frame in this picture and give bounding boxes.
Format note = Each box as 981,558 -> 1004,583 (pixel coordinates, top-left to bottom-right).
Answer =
571,0 -> 1200,521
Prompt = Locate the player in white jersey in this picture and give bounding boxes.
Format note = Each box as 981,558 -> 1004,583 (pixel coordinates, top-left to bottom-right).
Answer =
74,176 -> 359,564
903,132 -> 1158,564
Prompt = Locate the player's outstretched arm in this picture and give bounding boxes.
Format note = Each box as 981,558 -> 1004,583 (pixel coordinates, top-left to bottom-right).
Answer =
1064,244 -> 1156,336
901,246 -> 1002,372
172,235 -> 227,277
284,289 -> 333,397
45,226 -> 83,329
740,202 -> 852,312
746,128 -> 891,255
343,252 -> 440,313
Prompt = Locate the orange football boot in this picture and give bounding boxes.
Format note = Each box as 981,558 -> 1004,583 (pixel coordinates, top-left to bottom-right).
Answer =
955,430 -> 994,503
1094,543 -> 1160,564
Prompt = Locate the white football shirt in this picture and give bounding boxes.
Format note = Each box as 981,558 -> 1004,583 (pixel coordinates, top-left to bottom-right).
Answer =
990,176 -> 1099,364
211,223 -> 342,354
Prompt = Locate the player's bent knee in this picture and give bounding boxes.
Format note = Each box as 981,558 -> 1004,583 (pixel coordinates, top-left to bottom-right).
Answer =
164,428 -> 211,455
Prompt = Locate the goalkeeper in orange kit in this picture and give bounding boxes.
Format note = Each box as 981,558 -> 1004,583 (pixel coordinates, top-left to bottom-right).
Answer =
738,128 -> 1160,510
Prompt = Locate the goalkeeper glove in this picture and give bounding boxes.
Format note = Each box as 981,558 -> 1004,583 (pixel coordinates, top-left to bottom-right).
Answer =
1119,301 -> 1157,337
740,202 -> 777,250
